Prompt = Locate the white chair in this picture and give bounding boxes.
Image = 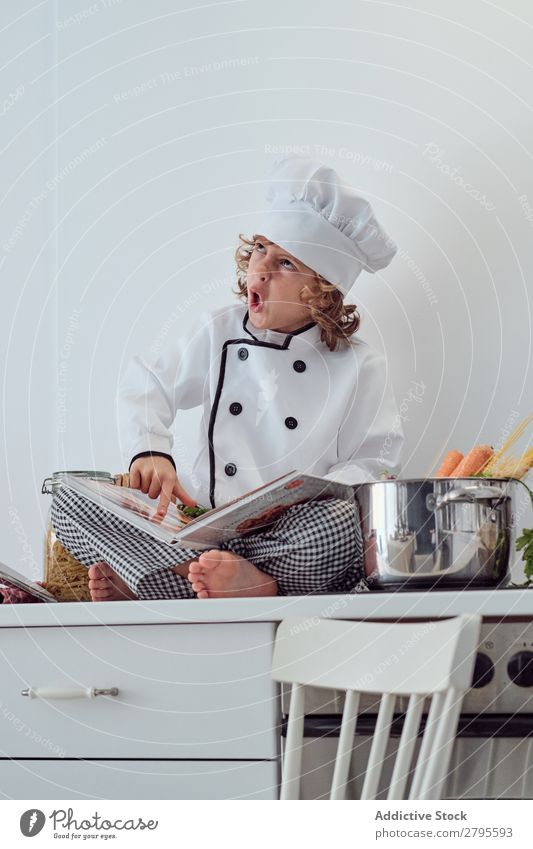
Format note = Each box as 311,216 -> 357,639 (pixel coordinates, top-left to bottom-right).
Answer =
271,614 -> 481,800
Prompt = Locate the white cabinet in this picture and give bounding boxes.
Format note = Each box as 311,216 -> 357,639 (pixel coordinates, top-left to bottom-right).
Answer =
0,621 -> 280,799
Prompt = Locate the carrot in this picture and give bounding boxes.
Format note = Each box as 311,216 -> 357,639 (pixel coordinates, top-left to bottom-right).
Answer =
435,450 -> 464,477
452,445 -> 493,477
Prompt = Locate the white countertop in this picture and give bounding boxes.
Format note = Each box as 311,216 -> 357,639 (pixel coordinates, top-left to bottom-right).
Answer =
0,588 -> 532,627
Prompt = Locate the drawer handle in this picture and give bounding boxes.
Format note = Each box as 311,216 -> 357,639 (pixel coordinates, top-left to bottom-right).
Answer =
20,687 -> 119,700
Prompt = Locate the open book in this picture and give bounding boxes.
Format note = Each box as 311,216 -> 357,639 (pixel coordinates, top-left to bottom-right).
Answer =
0,561 -> 58,603
59,471 -> 355,550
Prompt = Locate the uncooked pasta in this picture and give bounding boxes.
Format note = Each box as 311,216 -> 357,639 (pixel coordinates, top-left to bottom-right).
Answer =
43,472 -> 128,602
44,532 -> 91,601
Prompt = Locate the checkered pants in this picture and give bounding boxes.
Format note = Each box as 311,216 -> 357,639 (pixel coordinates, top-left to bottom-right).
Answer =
51,486 -> 365,599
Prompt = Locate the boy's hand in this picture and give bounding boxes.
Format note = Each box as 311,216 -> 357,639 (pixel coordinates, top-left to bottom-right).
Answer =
129,456 -> 197,518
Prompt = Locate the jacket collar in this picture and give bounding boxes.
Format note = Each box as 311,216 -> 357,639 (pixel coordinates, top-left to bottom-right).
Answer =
242,310 -> 323,350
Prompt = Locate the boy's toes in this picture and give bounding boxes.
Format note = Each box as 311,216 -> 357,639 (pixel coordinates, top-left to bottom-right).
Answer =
88,561 -> 112,581
87,561 -> 136,601
198,550 -> 223,570
90,588 -> 113,601
88,580 -> 113,601
88,577 -> 102,588
187,560 -> 203,575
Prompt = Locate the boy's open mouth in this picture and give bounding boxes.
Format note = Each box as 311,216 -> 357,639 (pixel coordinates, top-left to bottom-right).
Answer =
249,288 -> 264,313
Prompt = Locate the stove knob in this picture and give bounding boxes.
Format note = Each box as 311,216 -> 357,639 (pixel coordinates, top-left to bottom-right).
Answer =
471,652 -> 494,688
507,651 -> 533,688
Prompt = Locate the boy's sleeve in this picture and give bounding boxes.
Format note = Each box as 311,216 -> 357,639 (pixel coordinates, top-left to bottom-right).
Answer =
323,349 -> 405,485
117,313 -> 213,466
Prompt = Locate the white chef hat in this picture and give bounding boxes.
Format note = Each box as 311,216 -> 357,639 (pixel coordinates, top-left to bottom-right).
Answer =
252,155 -> 397,296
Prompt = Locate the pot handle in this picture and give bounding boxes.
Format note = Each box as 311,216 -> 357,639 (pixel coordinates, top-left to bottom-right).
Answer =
435,485 -> 507,508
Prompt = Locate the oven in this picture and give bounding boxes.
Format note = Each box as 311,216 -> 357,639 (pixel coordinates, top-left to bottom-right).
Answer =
280,618 -> 533,799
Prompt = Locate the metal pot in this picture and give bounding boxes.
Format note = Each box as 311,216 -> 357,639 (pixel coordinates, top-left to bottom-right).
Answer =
354,477 -> 518,590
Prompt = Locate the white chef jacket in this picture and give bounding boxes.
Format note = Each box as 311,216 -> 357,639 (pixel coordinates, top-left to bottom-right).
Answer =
118,303 -> 404,508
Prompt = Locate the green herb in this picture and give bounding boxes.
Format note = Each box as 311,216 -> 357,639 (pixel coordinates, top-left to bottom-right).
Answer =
177,503 -> 210,519
512,478 -> 533,585
516,528 -> 533,585
474,476 -> 533,584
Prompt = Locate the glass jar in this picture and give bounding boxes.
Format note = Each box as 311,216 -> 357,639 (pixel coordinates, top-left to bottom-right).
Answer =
42,470 -> 120,602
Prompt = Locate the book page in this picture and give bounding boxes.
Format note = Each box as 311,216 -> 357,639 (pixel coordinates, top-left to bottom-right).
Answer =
61,472 -> 355,550
174,474 -> 354,548
61,476 -> 187,543
0,561 -> 58,603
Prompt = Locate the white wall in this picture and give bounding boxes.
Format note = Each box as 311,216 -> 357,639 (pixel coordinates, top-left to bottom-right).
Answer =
2,0 -> 532,579
1,2 -> 56,579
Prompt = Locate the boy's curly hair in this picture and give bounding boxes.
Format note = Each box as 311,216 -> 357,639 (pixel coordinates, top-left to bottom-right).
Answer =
233,234 -> 361,352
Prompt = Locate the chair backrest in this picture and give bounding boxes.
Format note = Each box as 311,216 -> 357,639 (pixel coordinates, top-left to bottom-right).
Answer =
271,614 -> 482,800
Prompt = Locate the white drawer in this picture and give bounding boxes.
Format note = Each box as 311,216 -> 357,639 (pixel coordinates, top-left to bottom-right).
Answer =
0,623 -> 280,759
0,759 -> 279,800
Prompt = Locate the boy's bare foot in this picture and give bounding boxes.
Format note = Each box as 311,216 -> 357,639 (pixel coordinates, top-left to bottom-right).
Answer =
187,549 -> 278,599
88,562 -> 138,601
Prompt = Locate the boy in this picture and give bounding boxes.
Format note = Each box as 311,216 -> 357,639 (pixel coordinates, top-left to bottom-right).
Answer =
52,155 -> 403,601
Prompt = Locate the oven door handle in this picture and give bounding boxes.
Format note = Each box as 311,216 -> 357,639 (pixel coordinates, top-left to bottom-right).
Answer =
287,713 -> 533,739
